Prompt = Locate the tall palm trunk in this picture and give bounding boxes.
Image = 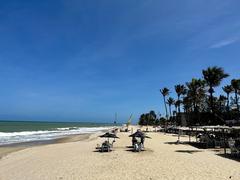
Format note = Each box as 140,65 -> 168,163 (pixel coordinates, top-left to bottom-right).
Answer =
168,104 -> 172,117
177,95 -> 181,113
209,86 -> 214,112
193,96 -> 197,112
235,90 -> 239,111
226,93 -> 230,112
210,93 -> 213,112
163,96 -> 169,119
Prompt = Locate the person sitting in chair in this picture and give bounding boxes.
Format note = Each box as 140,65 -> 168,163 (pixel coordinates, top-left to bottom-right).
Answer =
141,136 -> 145,148
132,136 -> 137,146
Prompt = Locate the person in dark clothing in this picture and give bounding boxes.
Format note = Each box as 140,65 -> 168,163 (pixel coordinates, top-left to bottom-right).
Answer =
140,136 -> 145,148
132,136 -> 137,146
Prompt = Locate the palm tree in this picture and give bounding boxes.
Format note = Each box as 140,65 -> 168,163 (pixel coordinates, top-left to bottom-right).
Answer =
202,66 -> 229,112
160,88 -> 169,119
175,84 -> 186,113
222,85 -> 233,111
218,95 -> 227,111
174,101 -> 178,113
148,110 -> 157,126
167,97 -> 175,117
182,96 -> 191,113
231,79 -> 240,111
186,78 -> 206,112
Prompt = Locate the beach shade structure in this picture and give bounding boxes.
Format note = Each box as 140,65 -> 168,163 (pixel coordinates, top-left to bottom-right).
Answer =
129,131 -> 151,139
129,130 -> 151,152
99,132 -> 120,142
99,132 -> 119,152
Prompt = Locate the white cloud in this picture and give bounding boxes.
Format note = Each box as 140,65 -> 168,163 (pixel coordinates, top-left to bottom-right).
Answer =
209,37 -> 239,49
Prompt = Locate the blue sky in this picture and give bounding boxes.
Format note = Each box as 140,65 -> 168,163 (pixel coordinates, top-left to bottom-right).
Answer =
0,0 -> 240,123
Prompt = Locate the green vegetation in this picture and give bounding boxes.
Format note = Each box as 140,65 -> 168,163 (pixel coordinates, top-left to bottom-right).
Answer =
138,66 -> 240,126
138,111 -> 159,126
202,66 -> 229,112
160,88 -> 169,119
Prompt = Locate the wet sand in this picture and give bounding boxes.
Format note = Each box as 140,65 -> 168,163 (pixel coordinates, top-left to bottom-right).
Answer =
0,133 -> 91,159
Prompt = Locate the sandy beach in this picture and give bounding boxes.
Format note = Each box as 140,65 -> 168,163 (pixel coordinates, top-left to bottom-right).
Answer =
0,133 -> 91,159
0,126 -> 240,180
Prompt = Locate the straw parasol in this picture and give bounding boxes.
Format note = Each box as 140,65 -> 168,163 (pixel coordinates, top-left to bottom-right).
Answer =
99,132 -> 119,142
129,131 -> 151,138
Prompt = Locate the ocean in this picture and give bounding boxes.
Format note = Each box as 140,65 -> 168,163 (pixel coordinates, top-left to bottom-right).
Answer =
0,121 -> 115,145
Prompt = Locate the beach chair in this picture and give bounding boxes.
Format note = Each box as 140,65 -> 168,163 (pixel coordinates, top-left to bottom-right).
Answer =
120,128 -> 129,132
228,139 -> 240,157
100,141 -> 112,152
199,133 -> 215,148
133,142 -> 143,152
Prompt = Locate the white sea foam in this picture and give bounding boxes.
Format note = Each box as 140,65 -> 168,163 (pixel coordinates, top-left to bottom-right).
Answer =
0,126 -> 112,145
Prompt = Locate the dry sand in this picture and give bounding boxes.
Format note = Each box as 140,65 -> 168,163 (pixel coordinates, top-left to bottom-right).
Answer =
0,126 -> 240,180
0,134 -> 91,159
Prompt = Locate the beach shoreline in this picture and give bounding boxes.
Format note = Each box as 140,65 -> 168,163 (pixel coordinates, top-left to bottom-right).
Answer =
0,132 -> 94,159
0,121 -> 115,159
0,126 -> 240,180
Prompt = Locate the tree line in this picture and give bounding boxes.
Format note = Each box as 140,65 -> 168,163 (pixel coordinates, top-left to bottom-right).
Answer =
138,66 -> 240,126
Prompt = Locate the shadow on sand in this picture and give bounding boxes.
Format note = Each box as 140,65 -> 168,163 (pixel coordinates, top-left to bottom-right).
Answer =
175,150 -> 203,154
164,141 -> 189,145
125,149 -> 146,152
165,141 -> 208,149
92,150 -> 114,153
125,145 -> 144,152
217,154 -> 240,162
92,147 -> 113,153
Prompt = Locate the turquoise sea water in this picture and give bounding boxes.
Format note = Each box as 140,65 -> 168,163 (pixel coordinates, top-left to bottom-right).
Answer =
0,121 -> 114,132
0,121 -> 116,145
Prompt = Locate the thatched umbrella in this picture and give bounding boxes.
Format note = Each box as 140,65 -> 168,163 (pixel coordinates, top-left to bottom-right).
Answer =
129,131 -> 151,138
99,132 -> 119,142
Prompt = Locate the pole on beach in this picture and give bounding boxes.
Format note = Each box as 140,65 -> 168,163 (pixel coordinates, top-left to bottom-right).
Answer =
223,128 -> 226,154
195,127 -> 197,142
188,127 -> 191,142
177,129 -> 181,143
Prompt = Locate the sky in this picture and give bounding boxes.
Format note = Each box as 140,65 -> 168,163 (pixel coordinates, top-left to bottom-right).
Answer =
0,0 -> 240,123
